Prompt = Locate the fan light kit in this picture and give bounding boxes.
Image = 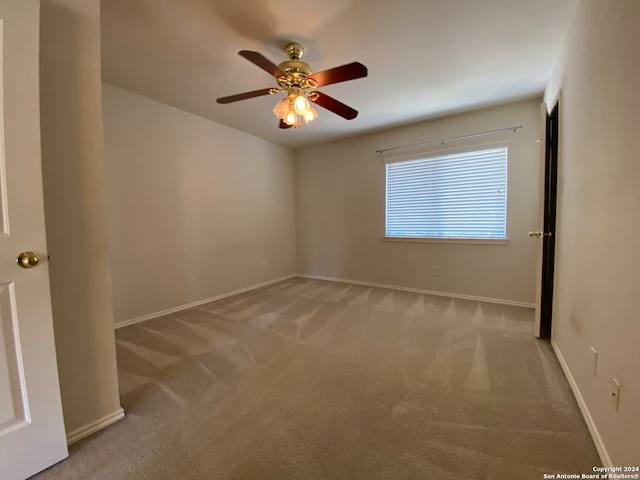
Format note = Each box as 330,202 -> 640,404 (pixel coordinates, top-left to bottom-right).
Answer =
217,43 -> 368,129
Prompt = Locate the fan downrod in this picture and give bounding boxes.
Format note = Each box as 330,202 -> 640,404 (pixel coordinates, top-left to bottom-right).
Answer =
285,43 -> 304,60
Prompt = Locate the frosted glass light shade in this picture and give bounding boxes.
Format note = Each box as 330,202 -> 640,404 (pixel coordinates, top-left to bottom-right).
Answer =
272,98 -> 290,119
273,91 -> 317,127
293,95 -> 310,114
303,107 -> 318,124
285,111 -> 297,125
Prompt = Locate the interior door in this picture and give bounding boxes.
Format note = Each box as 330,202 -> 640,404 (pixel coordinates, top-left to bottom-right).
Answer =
531,102 -> 559,338
0,1 -> 68,479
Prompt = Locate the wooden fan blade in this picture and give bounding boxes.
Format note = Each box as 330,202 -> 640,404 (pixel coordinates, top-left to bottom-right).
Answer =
309,62 -> 367,87
279,120 -> 293,129
311,92 -> 358,120
216,88 -> 273,104
239,50 -> 287,78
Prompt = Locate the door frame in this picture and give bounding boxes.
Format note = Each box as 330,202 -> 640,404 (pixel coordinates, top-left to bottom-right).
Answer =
534,94 -> 561,338
540,101 -> 559,338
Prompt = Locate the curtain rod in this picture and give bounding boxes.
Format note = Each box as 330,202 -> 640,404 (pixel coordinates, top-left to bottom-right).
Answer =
374,125 -> 524,155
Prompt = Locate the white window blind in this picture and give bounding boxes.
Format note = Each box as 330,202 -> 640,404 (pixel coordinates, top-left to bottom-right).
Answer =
386,146 -> 508,239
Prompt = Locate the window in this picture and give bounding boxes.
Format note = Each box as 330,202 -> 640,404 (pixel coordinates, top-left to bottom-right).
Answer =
385,145 -> 507,240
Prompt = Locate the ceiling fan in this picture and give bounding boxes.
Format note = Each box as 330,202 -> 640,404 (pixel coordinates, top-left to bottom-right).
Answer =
216,43 -> 368,129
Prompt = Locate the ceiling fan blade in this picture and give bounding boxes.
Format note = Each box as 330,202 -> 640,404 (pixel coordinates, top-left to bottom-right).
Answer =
239,50 -> 286,78
311,92 -> 358,120
309,62 -> 368,87
279,120 -> 293,129
216,88 -> 273,104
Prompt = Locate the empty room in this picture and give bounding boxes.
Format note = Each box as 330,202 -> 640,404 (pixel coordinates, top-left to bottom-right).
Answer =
1,0 -> 638,479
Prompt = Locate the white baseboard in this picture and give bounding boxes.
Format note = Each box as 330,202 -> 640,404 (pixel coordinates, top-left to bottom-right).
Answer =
551,341 -> 612,467
66,408 -> 125,445
297,274 -> 535,309
115,274 -> 297,329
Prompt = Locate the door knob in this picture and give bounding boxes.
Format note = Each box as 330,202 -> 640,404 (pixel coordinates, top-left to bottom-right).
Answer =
16,251 -> 40,268
528,231 -> 552,238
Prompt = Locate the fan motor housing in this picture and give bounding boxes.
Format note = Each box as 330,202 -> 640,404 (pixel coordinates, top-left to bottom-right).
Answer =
277,60 -> 313,88
278,60 -> 313,75
277,43 -> 313,87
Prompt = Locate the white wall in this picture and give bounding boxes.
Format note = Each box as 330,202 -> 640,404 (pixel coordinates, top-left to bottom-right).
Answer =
40,0 -> 122,436
102,85 -> 297,324
544,0 -> 640,465
295,99 -> 542,304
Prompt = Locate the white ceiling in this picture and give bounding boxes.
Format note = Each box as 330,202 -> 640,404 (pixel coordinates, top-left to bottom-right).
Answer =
101,0 -> 578,149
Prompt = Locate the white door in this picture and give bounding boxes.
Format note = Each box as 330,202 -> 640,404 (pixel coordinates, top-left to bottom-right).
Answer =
0,1 -> 68,479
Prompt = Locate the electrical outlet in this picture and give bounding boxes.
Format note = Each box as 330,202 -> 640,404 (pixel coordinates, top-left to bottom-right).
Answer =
260,260 -> 266,270
590,346 -> 598,376
431,266 -> 439,276
611,378 -> 620,411
190,275 -> 196,286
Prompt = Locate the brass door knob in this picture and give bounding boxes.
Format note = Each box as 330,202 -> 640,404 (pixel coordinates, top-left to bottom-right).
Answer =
16,251 -> 40,268
528,231 -> 552,238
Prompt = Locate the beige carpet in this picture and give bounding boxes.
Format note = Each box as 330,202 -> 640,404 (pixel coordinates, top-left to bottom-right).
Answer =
33,277 -> 600,479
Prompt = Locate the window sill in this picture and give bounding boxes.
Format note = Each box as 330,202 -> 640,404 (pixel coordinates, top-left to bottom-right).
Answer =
383,236 -> 509,245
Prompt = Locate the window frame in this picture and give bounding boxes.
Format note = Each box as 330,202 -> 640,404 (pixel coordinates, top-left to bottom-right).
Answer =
383,141 -> 510,244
